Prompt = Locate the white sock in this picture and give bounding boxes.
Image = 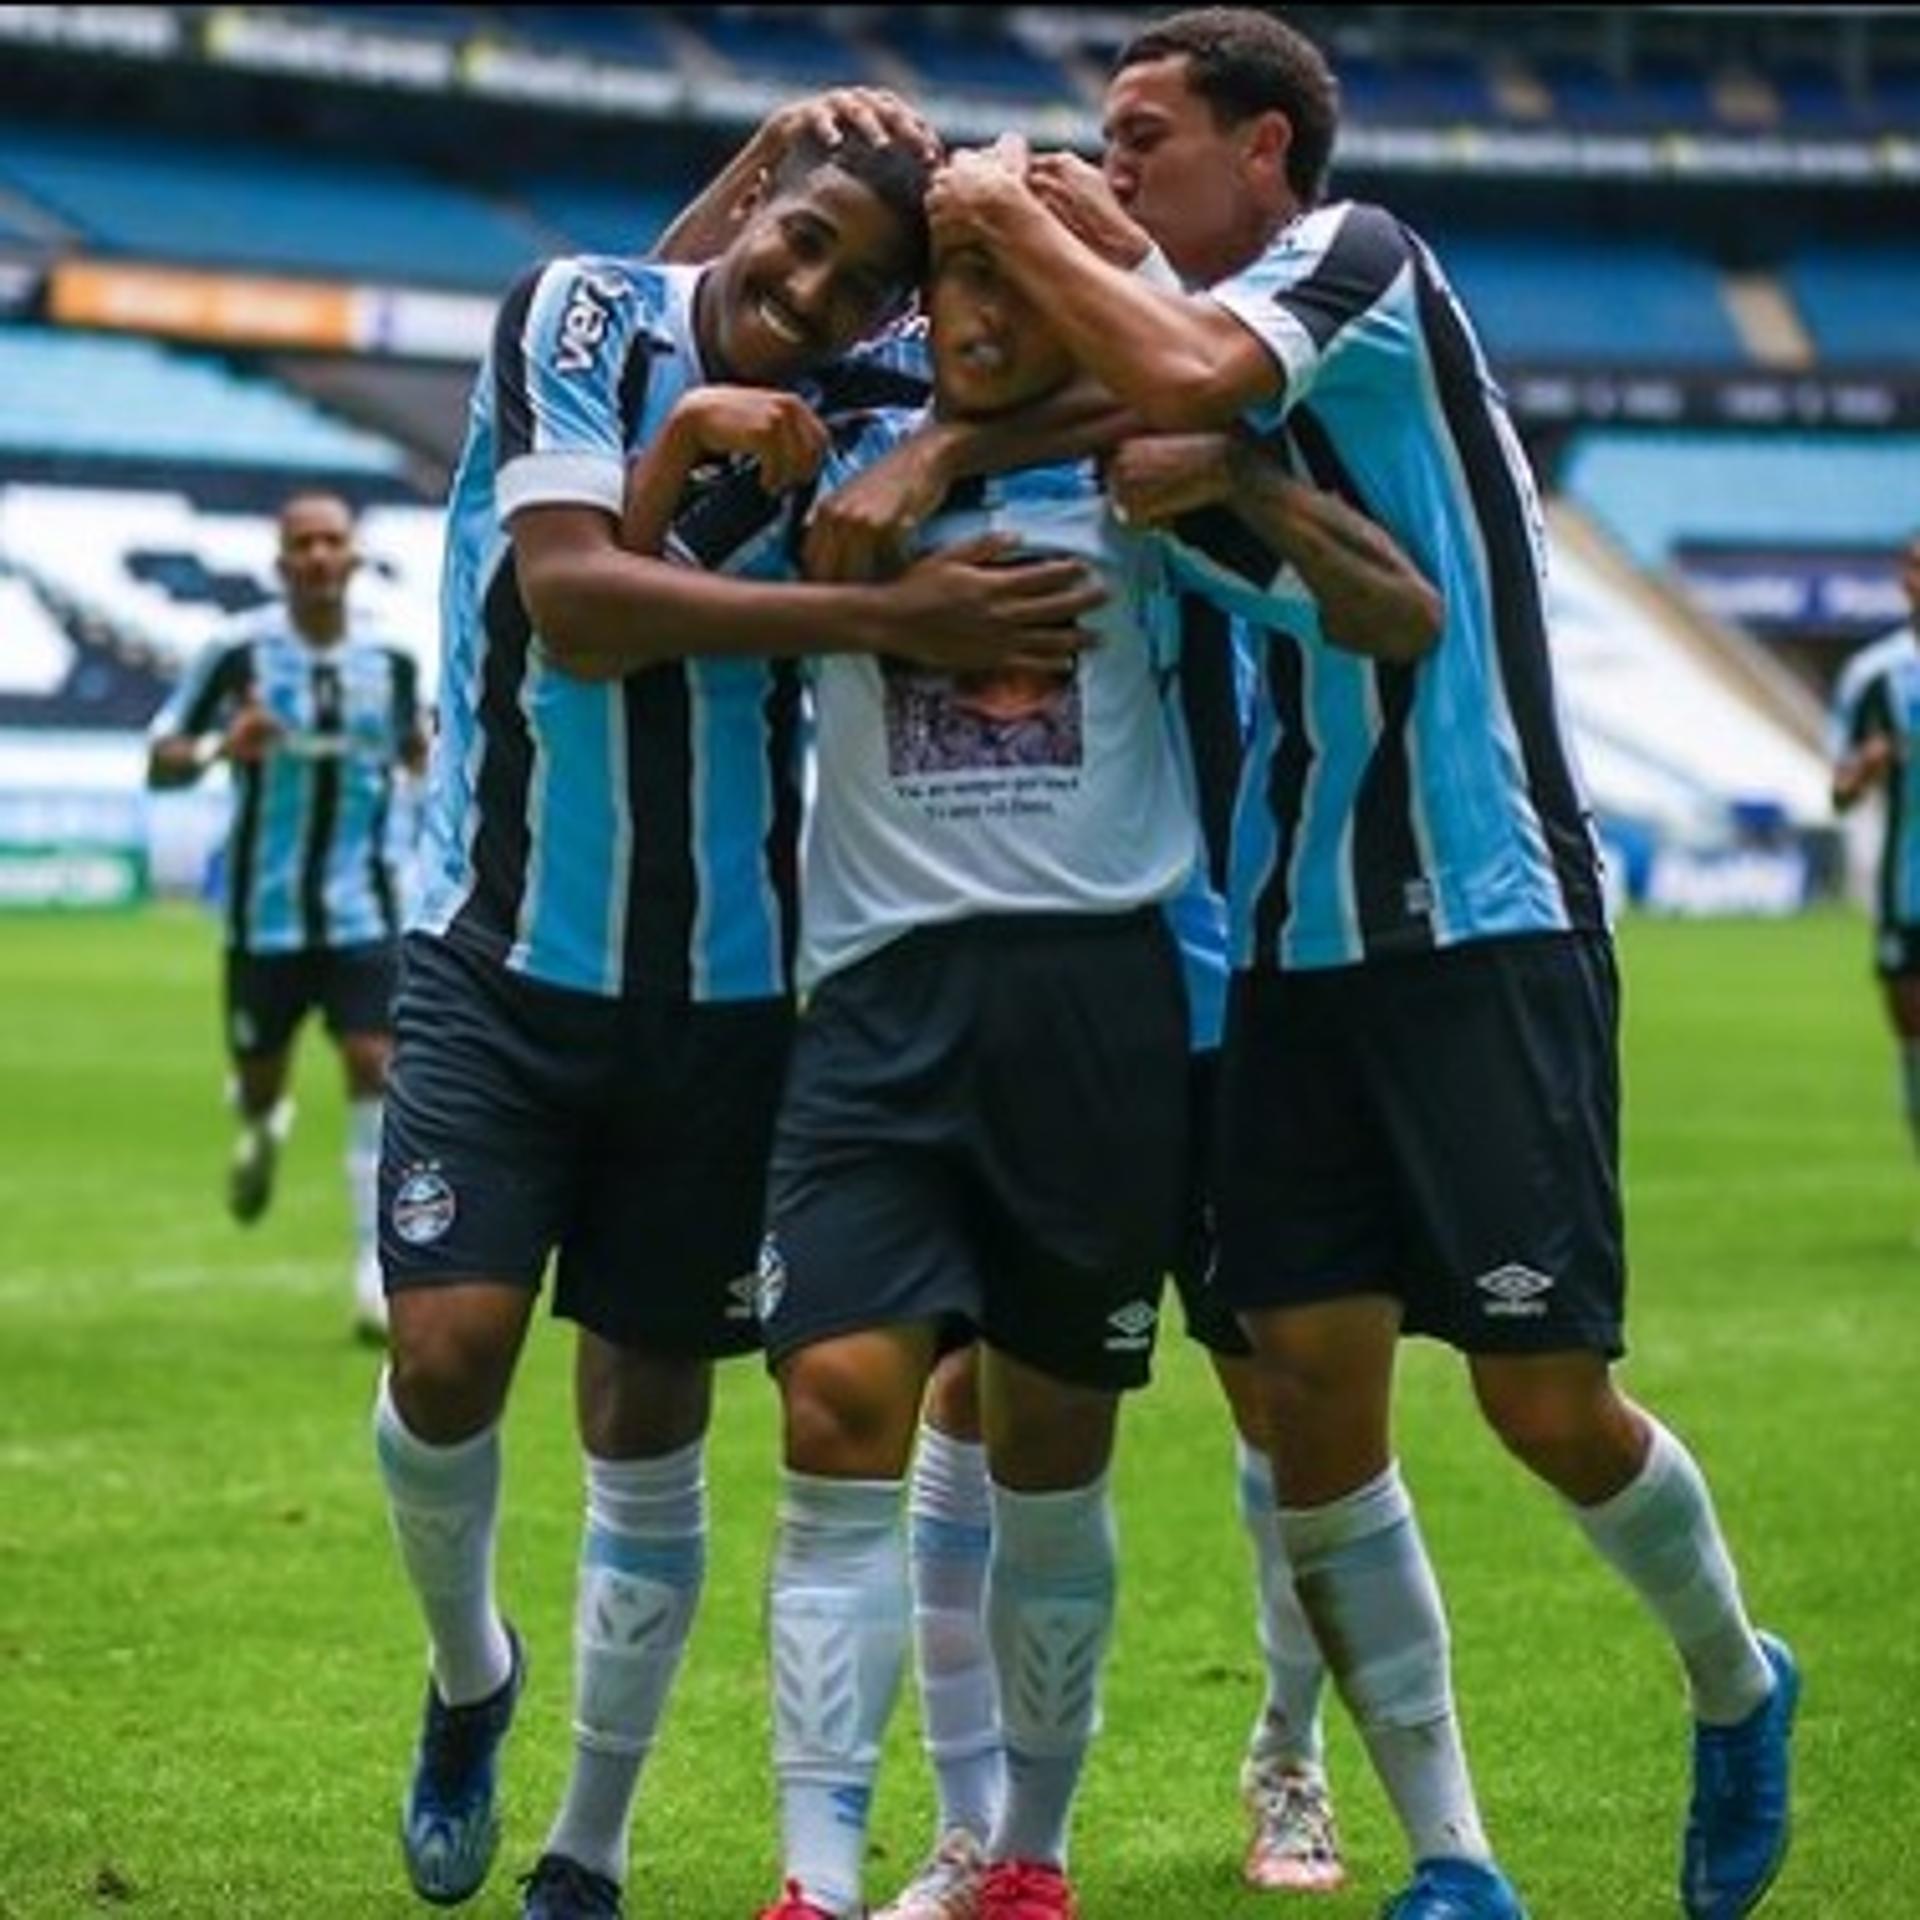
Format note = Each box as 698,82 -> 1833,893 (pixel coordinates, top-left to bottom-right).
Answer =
1235,1437 -> 1328,1773
986,1474 -> 1117,1871
1280,1464 -> 1490,1867
770,1471 -> 908,1917
908,1425 -> 1004,1845
346,1096 -> 383,1269
1569,1418 -> 1772,1726
372,1368 -> 513,1706
543,1443 -> 706,1885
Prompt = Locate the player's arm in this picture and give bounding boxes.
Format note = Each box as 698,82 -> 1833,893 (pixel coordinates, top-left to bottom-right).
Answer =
925,144 -> 1280,432
145,643 -> 280,788
1833,676 -> 1896,811
652,89 -> 941,264
1109,432 -> 1442,663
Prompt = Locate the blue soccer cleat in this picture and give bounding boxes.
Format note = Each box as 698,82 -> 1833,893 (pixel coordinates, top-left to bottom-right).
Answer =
519,1851 -> 623,1918
400,1624 -> 525,1906
1682,1631 -> 1799,1919
1380,1857 -> 1528,1919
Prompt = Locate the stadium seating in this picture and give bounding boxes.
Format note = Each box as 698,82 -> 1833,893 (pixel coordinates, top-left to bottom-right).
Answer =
0,327 -> 406,473
1559,430 -> 1920,568
0,123 -> 544,289
0,559 -> 174,730
515,178 -> 680,258
1784,246 -> 1920,364
882,17 -> 1074,102
1430,234 -> 1748,365
692,10 -> 884,88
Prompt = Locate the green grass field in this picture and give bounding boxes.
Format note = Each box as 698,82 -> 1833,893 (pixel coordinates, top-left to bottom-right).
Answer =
1,904 -> 1914,1919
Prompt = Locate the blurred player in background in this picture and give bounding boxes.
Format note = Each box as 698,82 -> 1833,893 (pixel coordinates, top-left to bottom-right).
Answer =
928,9 -> 1798,1918
146,489 -> 425,1340
1830,533 -> 1920,1152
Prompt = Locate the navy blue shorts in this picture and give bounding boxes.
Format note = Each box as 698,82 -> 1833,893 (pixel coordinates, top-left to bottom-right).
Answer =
1215,931 -> 1626,1357
1169,1049 -> 1252,1359
758,911 -> 1190,1393
224,940 -> 397,1058
1874,924 -> 1920,978
380,933 -> 793,1355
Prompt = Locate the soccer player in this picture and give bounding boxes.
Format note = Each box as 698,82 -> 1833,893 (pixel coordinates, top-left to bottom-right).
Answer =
146,490 -> 425,1339
926,12 -> 1799,1918
630,209 -> 1440,1917
371,127 -> 1103,1920
1830,533 -> 1920,1148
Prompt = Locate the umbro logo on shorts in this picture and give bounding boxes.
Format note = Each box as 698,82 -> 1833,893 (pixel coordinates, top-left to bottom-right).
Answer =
1104,1299 -> 1158,1352
754,1234 -> 788,1324
724,1273 -> 757,1322
1473,1262 -> 1555,1317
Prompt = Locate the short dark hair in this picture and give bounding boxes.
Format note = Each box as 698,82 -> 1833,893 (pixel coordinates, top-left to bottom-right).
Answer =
1115,7 -> 1339,205
769,128 -> 934,285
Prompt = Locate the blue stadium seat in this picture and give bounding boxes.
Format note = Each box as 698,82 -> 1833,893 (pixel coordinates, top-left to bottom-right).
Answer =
694,11 -> 877,87
881,19 -> 1072,102
0,123 -> 545,290
0,326 -> 405,472
1561,429 -> 1920,566
516,179 -> 682,257
1427,232 -> 1746,366
1786,246 -> 1920,363
495,7 -> 671,65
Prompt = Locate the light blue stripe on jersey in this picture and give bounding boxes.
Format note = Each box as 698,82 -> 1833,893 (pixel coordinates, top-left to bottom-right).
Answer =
689,659 -> 784,999
249,748 -> 308,948
512,655 -> 624,994
1228,674 -> 1285,966
1282,642 -> 1373,969
1164,876 -> 1229,1052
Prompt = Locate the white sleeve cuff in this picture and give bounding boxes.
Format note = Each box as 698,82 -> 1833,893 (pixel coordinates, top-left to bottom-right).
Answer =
1205,286 -> 1321,420
496,451 -> 624,523
1133,243 -> 1184,291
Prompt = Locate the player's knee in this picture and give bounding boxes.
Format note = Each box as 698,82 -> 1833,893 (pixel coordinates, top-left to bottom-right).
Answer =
578,1341 -> 711,1458
780,1342 -> 918,1478
386,1293 -> 517,1440
339,1034 -> 390,1099
1474,1369 -> 1625,1488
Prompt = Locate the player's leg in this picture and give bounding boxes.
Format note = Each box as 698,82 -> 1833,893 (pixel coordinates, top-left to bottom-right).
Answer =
322,939 -> 399,1338
525,991 -> 791,1919
1879,956 -> 1920,1156
1178,1047 -> 1341,1892
222,949 -> 304,1223
1217,968 -> 1521,1920
1387,932 -> 1787,1919
755,935 -> 983,1920
374,934 -> 593,1904
879,1342 -> 1002,1920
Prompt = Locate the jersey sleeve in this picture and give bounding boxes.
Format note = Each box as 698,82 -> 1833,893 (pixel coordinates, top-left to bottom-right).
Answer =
492,257 -> 663,523
813,318 -> 933,410
389,649 -> 423,751
148,637 -> 251,742
1206,201 -> 1415,425
1836,666 -> 1893,756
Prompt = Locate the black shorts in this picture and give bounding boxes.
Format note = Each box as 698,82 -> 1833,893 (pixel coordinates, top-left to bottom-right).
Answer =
1169,1049 -> 1252,1359
1875,924 -> 1920,978
759,910 -> 1190,1393
380,933 -> 793,1356
224,941 -> 397,1058
1215,931 -> 1626,1357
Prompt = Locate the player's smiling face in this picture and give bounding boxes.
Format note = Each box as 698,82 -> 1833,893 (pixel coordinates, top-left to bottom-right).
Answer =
703,168 -> 913,384
928,242 -> 1074,420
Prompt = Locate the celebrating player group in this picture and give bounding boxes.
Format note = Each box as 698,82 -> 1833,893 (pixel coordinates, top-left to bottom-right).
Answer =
343,10 -> 1800,1919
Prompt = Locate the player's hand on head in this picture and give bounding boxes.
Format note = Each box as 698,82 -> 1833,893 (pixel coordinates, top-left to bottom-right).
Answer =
927,142 -> 1038,249
775,87 -> 942,165
673,387 -> 829,495
224,697 -> 283,764
884,532 -> 1106,673
1107,433 -> 1235,527
802,436 -> 953,584
1027,151 -> 1154,269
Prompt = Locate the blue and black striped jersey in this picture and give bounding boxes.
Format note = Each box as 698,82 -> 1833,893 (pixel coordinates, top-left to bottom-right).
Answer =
1831,625 -> 1920,933
1203,199 -> 1607,971
413,256 -> 929,1002
150,613 -> 419,954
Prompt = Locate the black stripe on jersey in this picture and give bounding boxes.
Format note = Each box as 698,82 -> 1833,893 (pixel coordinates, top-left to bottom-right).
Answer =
492,268 -> 542,470
1268,204 -> 1412,355
621,666 -> 696,997
673,464 -> 785,571
1851,672 -> 1893,752
227,763 -> 263,950
1288,405 -> 1435,959
1411,261 -> 1606,932
1862,676 -> 1902,925
1251,636 -> 1314,961
1169,505 -> 1276,589
763,661 -> 804,983
367,651 -> 412,937
181,641 -> 255,736
808,356 -> 931,413
1177,594 -> 1242,890
450,558 -> 537,955
299,658 -> 345,946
